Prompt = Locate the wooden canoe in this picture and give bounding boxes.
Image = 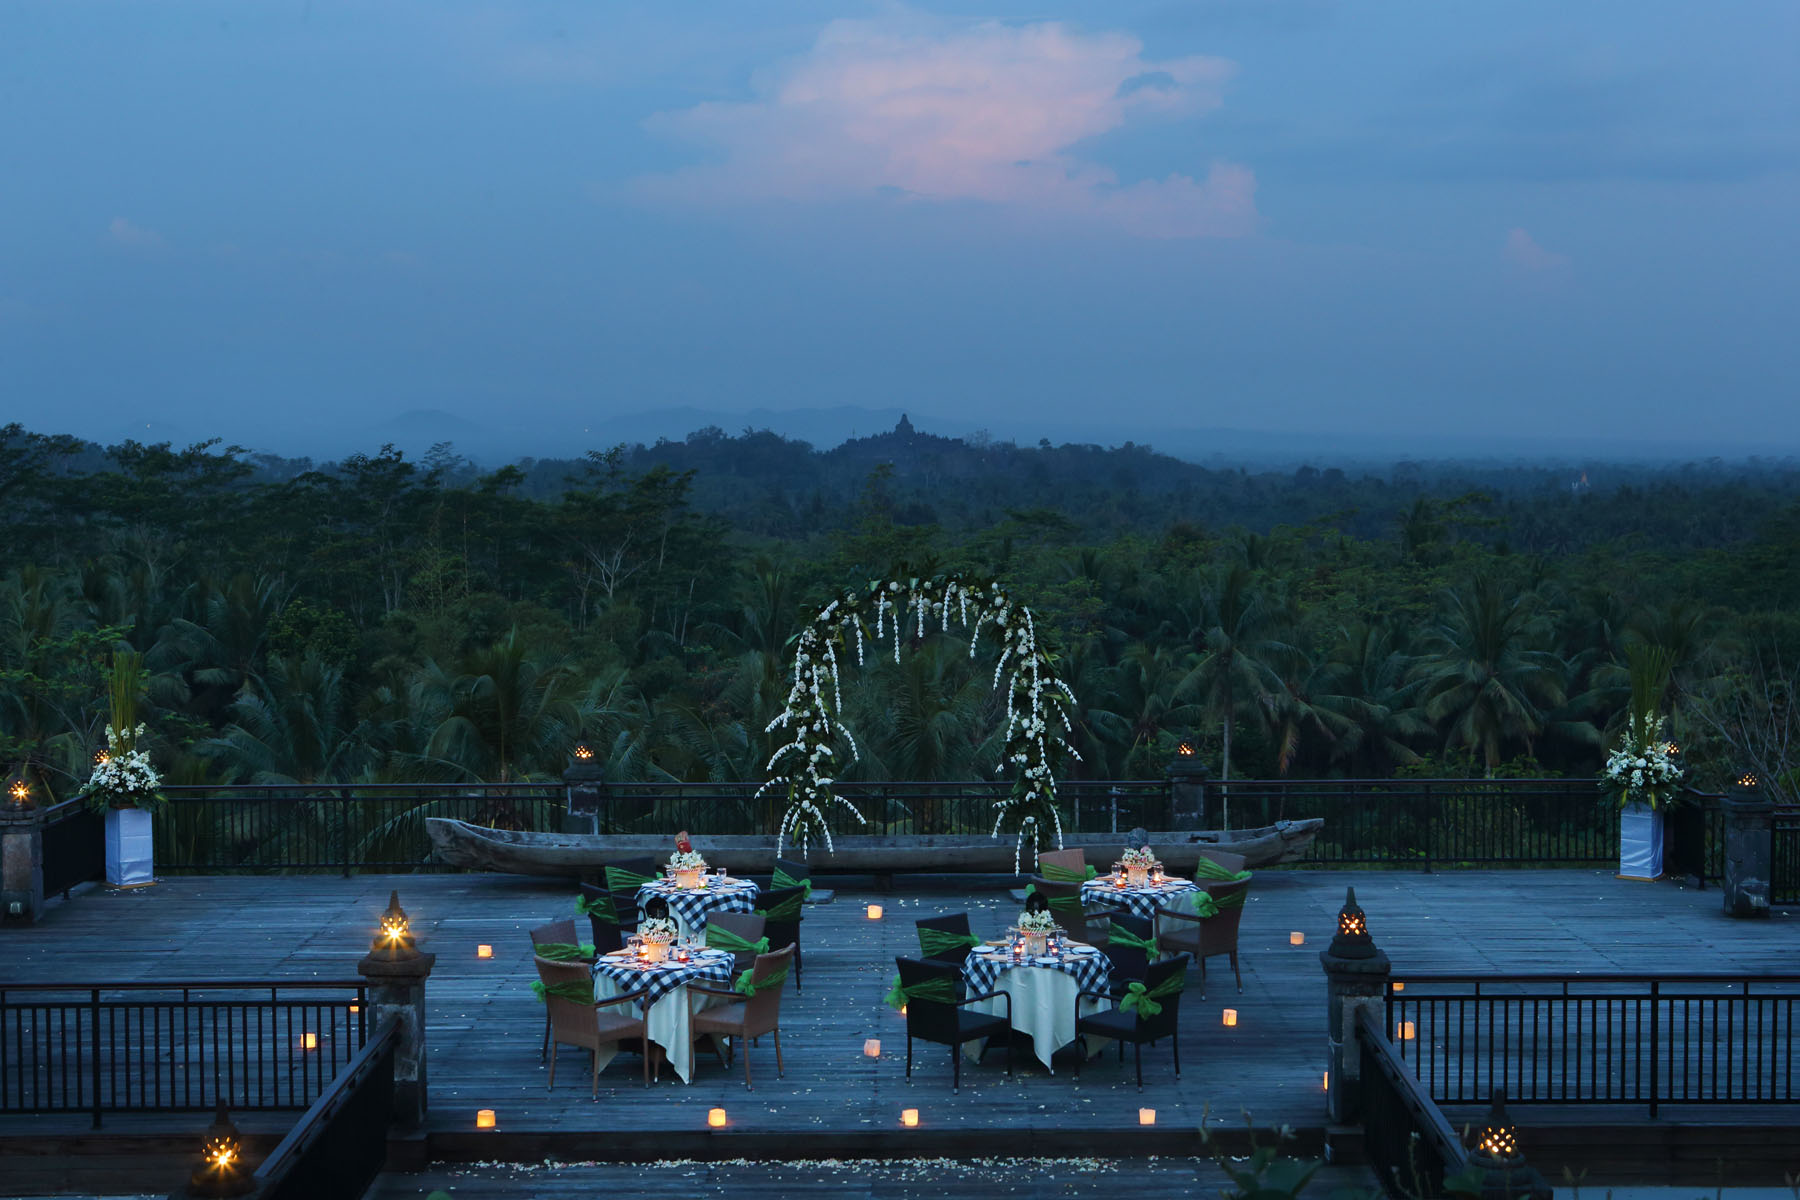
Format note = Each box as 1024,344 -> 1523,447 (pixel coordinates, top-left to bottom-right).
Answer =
425,817 -> 1323,878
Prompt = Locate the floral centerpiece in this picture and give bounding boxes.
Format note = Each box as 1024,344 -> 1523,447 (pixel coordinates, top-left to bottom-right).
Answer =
1602,714 -> 1684,880
668,850 -> 708,889
86,653 -> 161,887
1017,908 -> 1056,956
637,916 -> 679,963
84,724 -> 165,814
1121,845 -> 1156,887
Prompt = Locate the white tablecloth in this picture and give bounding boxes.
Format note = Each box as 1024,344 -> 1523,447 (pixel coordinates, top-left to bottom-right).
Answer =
590,949 -> 734,1083
963,946 -> 1112,1071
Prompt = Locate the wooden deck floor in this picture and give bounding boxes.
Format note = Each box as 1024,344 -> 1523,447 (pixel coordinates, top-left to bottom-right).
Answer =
2,867 -> 1794,1176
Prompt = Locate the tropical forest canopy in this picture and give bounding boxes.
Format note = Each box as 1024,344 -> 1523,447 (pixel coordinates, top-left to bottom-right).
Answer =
4,418 -> 1798,805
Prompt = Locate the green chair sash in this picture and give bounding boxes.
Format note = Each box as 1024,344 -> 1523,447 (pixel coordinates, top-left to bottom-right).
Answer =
757,894 -> 804,922
1213,887 -> 1247,910
534,942 -> 596,962
576,893 -> 616,921
1022,883 -> 1084,914
706,926 -> 771,956
1041,861 -> 1098,883
1191,892 -> 1221,918
1107,926 -> 1160,958
606,865 -> 659,892
734,965 -> 790,996
530,979 -> 595,1005
1192,858 -> 1253,883
917,927 -> 981,958
1120,974 -> 1184,1018
883,974 -> 958,1010
771,867 -> 813,897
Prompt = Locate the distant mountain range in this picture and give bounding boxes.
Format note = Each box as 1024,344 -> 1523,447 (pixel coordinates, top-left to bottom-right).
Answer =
83,404 -> 1794,468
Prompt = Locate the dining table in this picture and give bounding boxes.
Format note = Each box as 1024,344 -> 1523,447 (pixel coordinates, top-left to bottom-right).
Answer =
590,946 -> 736,1083
635,874 -> 761,940
1080,873 -> 1209,925
961,939 -> 1113,1071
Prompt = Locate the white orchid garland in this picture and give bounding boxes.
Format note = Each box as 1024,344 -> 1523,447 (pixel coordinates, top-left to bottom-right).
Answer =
759,576 -> 1078,869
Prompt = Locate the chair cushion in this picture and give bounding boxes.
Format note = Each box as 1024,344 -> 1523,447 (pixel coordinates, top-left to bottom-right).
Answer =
1076,1008 -> 1141,1040
691,1002 -> 748,1034
593,1012 -> 645,1039
955,1008 -> 1010,1041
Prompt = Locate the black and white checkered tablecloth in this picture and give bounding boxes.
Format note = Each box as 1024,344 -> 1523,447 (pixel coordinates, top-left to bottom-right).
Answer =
636,877 -> 760,935
1079,877 -> 1201,924
591,947 -> 735,1012
962,944 -> 1112,999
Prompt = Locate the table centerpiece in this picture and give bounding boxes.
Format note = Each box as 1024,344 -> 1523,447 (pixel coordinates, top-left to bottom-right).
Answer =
1121,845 -> 1156,888
1017,908 -> 1056,957
637,916 -> 679,963
668,849 -> 708,889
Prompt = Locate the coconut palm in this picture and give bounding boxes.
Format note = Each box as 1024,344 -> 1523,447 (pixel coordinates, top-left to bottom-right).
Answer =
1173,563 -> 1295,785
413,629 -> 589,781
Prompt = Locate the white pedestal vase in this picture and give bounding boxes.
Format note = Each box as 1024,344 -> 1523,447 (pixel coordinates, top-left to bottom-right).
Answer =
1618,803 -> 1664,881
104,806 -> 155,886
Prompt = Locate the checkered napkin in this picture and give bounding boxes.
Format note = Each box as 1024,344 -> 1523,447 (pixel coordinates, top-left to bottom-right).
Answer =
1079,878 -> 1201,924
637,878 -> 761,933
592,947 -> 735,1011
962,944 -> 1113,1000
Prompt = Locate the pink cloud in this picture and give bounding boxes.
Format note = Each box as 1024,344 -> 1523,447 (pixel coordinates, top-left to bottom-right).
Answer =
1503,228 -> 1569,271
635,16 -> 1257,239
107,217 -> 164,249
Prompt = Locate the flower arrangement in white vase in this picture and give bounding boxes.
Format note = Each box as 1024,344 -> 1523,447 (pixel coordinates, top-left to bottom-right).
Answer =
83,654 -> 163,887
637,917 -> 679,962
1600,716 -> 1683,880
1121,845 -> 1156,887
1017,908 -> 1056,956
668,850 -> 707,889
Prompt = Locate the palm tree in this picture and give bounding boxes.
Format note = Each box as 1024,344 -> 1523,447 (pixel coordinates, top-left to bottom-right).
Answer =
1174,563 -> 1294,786
413,629 -> 588,781
196,652 -> 373,784
1083,643 -> 1204,779
1309,622 -> 1428,776
1411,574 -> 1568,774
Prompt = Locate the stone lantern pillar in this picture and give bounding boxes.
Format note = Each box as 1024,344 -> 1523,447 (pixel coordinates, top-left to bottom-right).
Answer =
562,743 -> 606,834
1722,773 -> 1775,918
1,772 -> 44,923
1319,886 -> 1391,1126
356,891 -> 437,1130
1165,743 -> 1209,828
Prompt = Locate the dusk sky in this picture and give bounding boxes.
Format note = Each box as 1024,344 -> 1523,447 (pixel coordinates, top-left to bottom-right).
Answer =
3,1 -> 1797,460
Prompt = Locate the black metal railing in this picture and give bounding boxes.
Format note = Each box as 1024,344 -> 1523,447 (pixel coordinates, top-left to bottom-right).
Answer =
1773,810 -> 1800,908
593,778 -> 1173,839
155,784 -> 566,875
40,799 -> 102,898
253,1015 -> 399,1200
0,980 -> 368,1127
1357,1006 -> 1467,1199
1385,973 -> 1800,1117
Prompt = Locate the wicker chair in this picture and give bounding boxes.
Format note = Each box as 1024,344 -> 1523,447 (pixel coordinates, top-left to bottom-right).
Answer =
914,912 -> 979,971
1154,877 -> 1249,995
531,919 -> 594,1061
1194,847 -> 1248,878
1024,877 -> 1110,945
1035,847 -> 1090,876
1100,910 -> 1155,988
704,910 -> 769,973
604,856 -> 659,928
894,956 -> 1012,1093
756,886 -> 806,992
688,945 -> 796,1090
1074,953 -> 1189,1090
578,885 -> 627,954
533,956 -> 649,1095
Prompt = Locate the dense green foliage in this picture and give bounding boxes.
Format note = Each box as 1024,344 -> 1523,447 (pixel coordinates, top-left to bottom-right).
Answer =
4,419 -> 1798,804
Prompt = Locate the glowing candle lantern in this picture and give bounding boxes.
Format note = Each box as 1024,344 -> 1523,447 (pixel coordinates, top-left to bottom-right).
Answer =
864,1039 -> 881,1058
1138,1108 -> 1156,1125
1222,1008 -> 1238,1027
476,944 -> 493,959
900,1108 -> 919,1127
1323,1071 -> 1330,1090
476,1109 -> 496,1129
867,905 -> 883,920
1398,1020 -> 1416,1040
708,1108 -> 727,1128
300,1032 -> 318,1050
1391,982 -> 1404,993
1290,931 -> 1305,946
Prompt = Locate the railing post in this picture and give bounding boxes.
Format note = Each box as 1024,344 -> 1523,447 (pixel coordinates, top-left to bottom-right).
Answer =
338,789 -> 353,879
0,799 -> 46,924
90,987 -> 103,1129
356,891 -> 436,1132
1722,775 -> 1776,918
1320,887 -> 1391,1132
1647,980 -> 1660,1119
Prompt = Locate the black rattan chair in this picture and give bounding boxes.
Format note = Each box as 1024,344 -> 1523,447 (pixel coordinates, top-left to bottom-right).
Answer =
894,957 -> 1012,1092
1074,953 -> 1189,1090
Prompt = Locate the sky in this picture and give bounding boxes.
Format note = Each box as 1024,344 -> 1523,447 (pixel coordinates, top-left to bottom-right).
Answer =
2,1 -> 1798,461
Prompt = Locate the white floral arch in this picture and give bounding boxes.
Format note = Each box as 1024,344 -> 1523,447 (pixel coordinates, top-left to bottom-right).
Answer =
759,575 -> 1079,870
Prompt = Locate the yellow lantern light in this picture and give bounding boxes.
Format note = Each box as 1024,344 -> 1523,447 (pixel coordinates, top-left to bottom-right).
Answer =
573,743 -> 595,761
1222,1008 -> 1238,1027
1397,1020 -> 1416,1040
300,1032 -> 318,1051
476,1109 -> 496,1129
1738,772 -> 1760,788
1138,1108 -> 1156,1125
866,904 -> 883,920
1391,982 -> 1404,993
1176,741 -> 1195,757
1289,931 -> 1304,946
708,1108 -> 727,1128
7,778 -> 28,806
900,1108 -> 919,1127
863,1039 -> 880,1058
1469,1090 -> 1524,1169
477,944 -> 493,959
1323,1071 -> 1329,1090
188,1103 -> 252,1197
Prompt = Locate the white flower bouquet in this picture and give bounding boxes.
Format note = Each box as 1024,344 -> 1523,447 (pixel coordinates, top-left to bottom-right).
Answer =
638,917 -> 678,944
668,850 -> 707,871
84,724 -> 165,814
1017,909 -> 1057,934
1599,717 -> 1684,811
1121,846 -> 1157,869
